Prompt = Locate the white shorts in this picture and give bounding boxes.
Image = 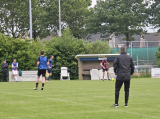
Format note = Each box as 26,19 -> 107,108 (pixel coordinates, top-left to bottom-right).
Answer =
12,70 -> 18,75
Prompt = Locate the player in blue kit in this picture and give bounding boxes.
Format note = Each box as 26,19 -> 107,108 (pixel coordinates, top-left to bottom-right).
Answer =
11,59 -> 18,82
100,56 -> 111,81
34,51 -> 49,90
46,55 -> 54,82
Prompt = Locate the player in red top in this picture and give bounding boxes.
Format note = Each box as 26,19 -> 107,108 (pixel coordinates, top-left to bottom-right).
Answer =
100,56 -> 111,81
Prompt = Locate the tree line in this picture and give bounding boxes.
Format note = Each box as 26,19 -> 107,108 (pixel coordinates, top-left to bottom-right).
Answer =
0,0 -> 160,44
0,28 -> 111,79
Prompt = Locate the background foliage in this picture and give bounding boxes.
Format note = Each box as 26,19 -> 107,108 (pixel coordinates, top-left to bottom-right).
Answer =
1,0 -> 160,80
44,28 -> 111,79
86,0 -> 148,46
0,0 -> 45,39
0,33 -> 43,80
0,28 -> 111,80
155,46 -> 160,67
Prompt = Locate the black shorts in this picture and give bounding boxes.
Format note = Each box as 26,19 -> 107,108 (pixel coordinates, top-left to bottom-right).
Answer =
47,68 -> 52,73
37,69 -> 46,77
102,68 -> 108,72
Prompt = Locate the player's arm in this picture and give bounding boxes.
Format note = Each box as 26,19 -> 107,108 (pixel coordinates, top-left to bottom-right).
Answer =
46,58 -> 49,66
130,58 -> 135,75
16,63 -> 18,68
107,61 -> 109,65
47,61 -> 49,66
113,56 -> 119,75
100,61 -> 105,69
52,61 -> 54,67
12,64 -> 15,68
37,57 -> 40,67
48,60 -> 52,68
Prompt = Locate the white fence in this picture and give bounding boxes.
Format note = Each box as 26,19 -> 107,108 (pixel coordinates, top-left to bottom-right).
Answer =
9,71 -> 42,82
151,68 -> 160,78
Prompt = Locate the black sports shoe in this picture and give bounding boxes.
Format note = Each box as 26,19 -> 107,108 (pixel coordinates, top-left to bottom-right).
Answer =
125,103 -> 128,107
41,87 -> 44,90
111,104 -> 119,107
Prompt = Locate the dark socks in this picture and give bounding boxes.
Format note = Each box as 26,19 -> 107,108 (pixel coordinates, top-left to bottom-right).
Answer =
42,83 -> 44,87
36,83 -> 39,88
47,76 -> 50,81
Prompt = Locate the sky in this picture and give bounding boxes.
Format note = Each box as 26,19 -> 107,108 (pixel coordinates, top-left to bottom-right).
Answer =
90,0 -> 159,33
91,0 -> 97,8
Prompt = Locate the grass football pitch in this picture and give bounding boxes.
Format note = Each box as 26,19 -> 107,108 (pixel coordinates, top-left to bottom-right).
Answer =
0,78 -> 159,119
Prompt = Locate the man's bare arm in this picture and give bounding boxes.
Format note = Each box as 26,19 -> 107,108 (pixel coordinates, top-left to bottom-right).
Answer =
12,64 -> 15,68
37,61 -> 40,67
16,63 -> 18,68
47,61 -> 49,66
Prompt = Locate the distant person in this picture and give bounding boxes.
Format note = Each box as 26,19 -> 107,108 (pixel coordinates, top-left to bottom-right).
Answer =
46,55 -> 54,82
1,60 -> 8,82
34,51 -> 49,90
112,46 -> 134,107
100,56 -> 111,81
11,59 -> 18,82
45,70 -> 49,82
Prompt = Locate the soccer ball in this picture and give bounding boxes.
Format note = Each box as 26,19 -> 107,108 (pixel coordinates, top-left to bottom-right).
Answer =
111,78 -> 115,81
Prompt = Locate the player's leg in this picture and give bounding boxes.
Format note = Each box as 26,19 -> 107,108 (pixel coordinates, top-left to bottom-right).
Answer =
41,69 -> 46,90
47,73 -> 52,81
12,70 -> 17,82
124,81 -> 130,107
45,70 -> 49,82
34,69 -> 41,90
14,71 -> 18,82
106,69 -> 111,80
2,70 -> 6,82
2,71 -> 4,82
47,69 -> 52,81
4,71 -> 7,82
102,69 -> 105,81
112,80 -> 123,107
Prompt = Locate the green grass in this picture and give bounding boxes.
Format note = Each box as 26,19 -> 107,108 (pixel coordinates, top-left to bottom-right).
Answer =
0,78 -> 160,119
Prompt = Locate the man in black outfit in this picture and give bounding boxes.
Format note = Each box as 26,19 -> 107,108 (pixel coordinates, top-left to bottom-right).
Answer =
112,46 -> 134,107
1,60 -> 8,82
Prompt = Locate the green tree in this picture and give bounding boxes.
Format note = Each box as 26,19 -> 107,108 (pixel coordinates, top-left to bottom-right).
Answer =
86,0 -> 148,46
31,0 -> 47,40
44,28 -> 112,79
41,0 -> 92,39
0,33 -> 43,72
44,28 -> 86,79
149,0 -> 160,33
84,40 -> 111,54
155,46 -> 160,67
0,0 -> 45,39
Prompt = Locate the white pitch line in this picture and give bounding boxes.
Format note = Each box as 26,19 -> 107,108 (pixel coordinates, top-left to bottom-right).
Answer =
47,98 -> 158,119
2,92 -> 158,119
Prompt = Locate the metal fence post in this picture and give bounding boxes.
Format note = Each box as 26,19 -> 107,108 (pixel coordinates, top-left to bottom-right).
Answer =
147,41 -> 148,65
29,0 -> 32,42
137,54 -> 138,66
131,41 -> 132,57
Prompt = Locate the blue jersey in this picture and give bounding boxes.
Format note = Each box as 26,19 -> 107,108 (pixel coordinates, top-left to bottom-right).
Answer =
37,56 -> 48,69
101,59 -> 107,69
11,62 -> 18,70
49,59 -> 53,68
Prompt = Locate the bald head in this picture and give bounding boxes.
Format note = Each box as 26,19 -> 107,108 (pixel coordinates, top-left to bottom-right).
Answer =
120,46 -> 126,53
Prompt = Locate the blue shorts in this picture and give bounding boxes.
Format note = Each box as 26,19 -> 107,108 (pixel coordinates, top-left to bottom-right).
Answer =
47,69 -> 52,73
